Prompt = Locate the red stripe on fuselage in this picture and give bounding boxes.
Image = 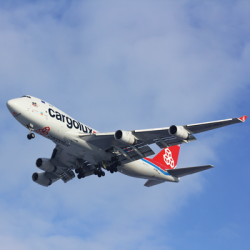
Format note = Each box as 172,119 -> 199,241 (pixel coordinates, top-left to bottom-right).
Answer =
144,157 -> 169,171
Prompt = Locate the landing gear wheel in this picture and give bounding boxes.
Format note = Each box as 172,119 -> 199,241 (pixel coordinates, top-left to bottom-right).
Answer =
75,169 -> 80,174
98,173 -> 102,177
27,133 -> 35,140
26,123 -> 34,140
94,170 -> 98,175
101,171 -> 105,176
78,173 -> 85,179
110,170 -> 114,174
114,168 -> 118,172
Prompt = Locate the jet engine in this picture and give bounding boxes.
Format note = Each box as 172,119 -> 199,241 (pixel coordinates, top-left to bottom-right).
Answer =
114,130 -> 137,145
32,172 -> 52,187
36,158 -> 57,172
169,125 -> 189,140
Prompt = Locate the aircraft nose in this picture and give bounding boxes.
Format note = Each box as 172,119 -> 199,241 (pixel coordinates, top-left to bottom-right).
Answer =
6,99 -> 20,115
6,99 -> 15,110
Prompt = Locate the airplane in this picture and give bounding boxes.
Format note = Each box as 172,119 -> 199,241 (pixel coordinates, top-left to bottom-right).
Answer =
6,95 -> 247,187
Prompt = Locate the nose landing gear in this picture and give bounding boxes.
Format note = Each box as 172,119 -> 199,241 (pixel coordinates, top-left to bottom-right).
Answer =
27,133 -> 35,140
26,123 -> 35,140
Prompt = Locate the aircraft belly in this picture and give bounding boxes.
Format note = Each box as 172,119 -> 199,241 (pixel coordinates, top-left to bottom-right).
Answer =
121,161 -> 161,180
120,160 -> 179,182
44,131 -> 111,165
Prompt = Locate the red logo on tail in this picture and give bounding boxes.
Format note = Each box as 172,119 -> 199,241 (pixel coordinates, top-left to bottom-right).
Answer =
163,148 -> 175,169
239,115 -> 247,122
151,145 -> 180,170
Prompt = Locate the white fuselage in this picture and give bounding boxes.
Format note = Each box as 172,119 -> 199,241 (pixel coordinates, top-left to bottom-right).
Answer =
7,96 -> 178,183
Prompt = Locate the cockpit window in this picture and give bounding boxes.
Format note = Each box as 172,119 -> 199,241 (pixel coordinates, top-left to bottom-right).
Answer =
22,95 -> 31,98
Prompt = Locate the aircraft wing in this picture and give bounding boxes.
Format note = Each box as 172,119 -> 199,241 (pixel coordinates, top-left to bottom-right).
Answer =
184,115 -> 247,134
41,145 -> 96,185
132,115 -> 247,145
79,116 -> 247,162
79,133 -> 157,162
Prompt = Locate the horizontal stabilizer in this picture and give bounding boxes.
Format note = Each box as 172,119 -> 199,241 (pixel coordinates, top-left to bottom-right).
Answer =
144,179 -> 165,187
167,165 -> 214,178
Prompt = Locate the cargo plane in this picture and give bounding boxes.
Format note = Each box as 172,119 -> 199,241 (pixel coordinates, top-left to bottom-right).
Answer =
6,95 -> 247,187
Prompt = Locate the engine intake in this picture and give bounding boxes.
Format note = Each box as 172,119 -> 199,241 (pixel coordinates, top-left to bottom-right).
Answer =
169,125 -> 189,140
36,158 -> 57,172
32,172 -> 52,187
114,130 -> 137,145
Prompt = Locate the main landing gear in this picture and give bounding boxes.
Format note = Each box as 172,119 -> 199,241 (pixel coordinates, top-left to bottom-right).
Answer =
93,155 -> 121,178
94,165 -> 105,178
106,156 -> 121,174
75,168 -> 85,179
76,155 -> 121,180
26,123 -> 35,140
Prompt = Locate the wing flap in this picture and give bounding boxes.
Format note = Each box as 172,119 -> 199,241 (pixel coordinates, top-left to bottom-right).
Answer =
153,134 -> 197,148
167,165 -> 214,178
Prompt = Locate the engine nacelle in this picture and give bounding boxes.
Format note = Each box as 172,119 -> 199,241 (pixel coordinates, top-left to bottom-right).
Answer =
114,130 -> 137,145
36,158 -> 57,172
32,172 -> 52,187
169,125 -> 189,139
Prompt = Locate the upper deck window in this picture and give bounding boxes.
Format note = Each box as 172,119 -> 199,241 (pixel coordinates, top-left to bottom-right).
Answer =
22,95 -> 31,98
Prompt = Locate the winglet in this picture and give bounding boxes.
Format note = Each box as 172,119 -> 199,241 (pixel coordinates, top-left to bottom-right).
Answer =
239,115 -> 247,122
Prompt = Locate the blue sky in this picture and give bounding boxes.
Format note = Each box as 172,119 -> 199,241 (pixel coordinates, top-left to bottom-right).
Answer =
0,0 -> 250,249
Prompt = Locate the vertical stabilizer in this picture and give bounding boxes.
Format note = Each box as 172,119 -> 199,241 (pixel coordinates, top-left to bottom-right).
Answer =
152,145 -> 180,170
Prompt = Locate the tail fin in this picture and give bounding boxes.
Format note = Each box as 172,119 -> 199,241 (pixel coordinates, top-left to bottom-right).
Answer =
153,145 -> 180,170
